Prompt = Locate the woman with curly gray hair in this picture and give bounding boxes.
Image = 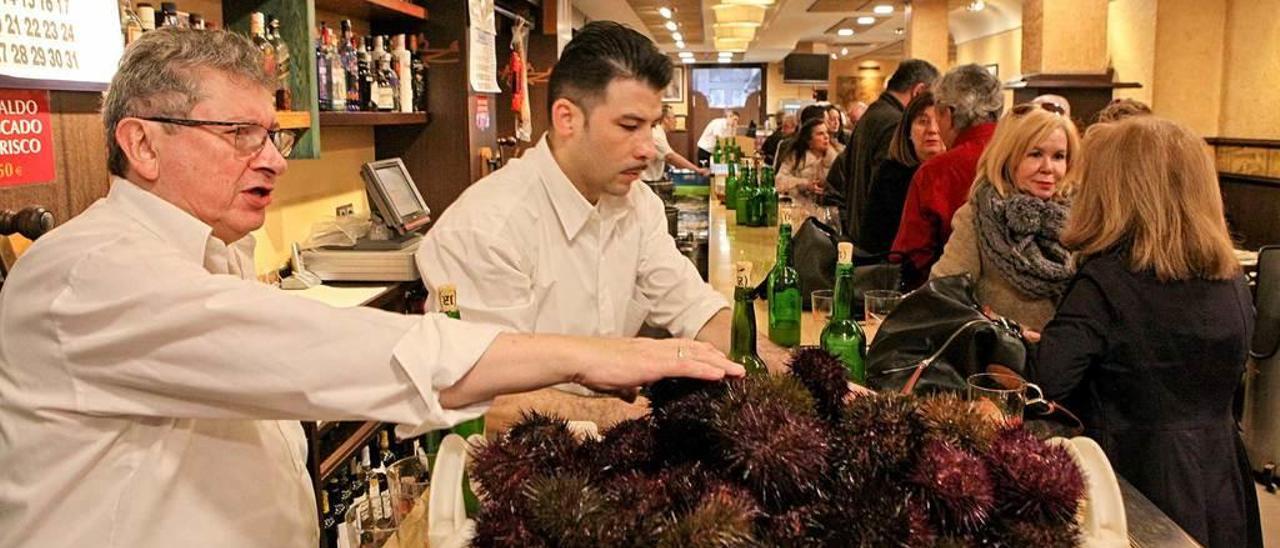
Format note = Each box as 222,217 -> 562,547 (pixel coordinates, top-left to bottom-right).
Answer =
930,102 -> 1081,330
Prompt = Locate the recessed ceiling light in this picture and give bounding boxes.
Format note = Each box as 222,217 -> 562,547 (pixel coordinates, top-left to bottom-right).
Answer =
873,4 -> 893,14
967,0 -> 986,11
682,57 -> 694,63
665,21 -> 678,31
718,58 -> 731,63
830,53 -> 837,60
719,53 -> 734,58
841,47 -> 849,56
658,6 -> 673,18
672,32 -> 683,42
857,16 -> 876,25
837,28 -> 854,36
679,51 -> 694,58
676,40 -> 686,49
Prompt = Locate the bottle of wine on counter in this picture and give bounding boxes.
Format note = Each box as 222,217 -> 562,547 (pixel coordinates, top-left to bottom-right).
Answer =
725,161 -> 739,211
712,139 -> 723,165
730,262 -> 767,376
735,162 -> 753,225
767,221 -> 801,347
748,162 -> 768,227
762,165 -> 779,226
821,242 -> 867,382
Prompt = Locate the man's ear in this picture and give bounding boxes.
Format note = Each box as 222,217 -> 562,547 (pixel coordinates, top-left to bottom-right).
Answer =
115,118 -> 161,181
550,97 -> 583,140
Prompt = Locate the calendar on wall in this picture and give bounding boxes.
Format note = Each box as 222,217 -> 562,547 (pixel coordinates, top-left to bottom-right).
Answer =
0,0 -> 125,91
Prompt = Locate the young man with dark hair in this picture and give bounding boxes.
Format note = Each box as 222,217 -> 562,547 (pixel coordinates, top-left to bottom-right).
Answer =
417,22 -> 780,389
826,58 -> 939,241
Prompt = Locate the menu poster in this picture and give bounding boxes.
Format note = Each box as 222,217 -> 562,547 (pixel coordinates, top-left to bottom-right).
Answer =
0,88 -> 55,187
468,0 -> 500,93
0,0 -> 126,89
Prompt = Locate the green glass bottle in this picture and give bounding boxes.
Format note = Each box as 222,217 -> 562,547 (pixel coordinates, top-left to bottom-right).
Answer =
736,163 -> 754,225
767,223 -> 802,347
725,161 -> 739,210
820,242 -> 867,383
763,166 -> 779,226
713,138 -> 723,165
730,261 -> 767,376
748,162 -> 768,227
439,284 -> 483,517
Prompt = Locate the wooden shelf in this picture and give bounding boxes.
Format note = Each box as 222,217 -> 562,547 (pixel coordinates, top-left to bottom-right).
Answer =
319,111 -> 430,127
275,110 -> 312,130
319,421 -> 380,480
314,0 -> 427,23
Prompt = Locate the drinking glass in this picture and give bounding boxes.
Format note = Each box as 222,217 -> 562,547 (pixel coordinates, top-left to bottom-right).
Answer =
966,373 -> 1047,424
811,289 -> 834,328
387,455 -> 431,500
862,290 -> 903,347
346,492 -> 422,548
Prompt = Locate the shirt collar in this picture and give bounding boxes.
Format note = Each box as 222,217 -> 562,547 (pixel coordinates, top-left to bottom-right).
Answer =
107,176 -> 253,268
533,135 -> 632,241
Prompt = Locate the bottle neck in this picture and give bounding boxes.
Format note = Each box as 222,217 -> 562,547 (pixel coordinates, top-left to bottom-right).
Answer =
775,225 -> 792,262
831,262 -> 855,321
731,285 -> 757,355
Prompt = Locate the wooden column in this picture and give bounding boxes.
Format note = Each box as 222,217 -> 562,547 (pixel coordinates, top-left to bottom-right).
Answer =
904,0 -> 950,71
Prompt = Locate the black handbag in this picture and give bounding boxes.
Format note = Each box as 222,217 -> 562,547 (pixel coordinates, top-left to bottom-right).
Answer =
865,274 -> 1027,394
789,217 -> 903,317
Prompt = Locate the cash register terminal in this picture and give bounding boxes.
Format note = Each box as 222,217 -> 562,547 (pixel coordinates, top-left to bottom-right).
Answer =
300,158 -> 431,281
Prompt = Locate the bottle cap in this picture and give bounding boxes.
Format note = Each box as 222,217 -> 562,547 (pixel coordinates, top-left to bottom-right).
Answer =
735,261 -> 753,288
838,242 -> 853,264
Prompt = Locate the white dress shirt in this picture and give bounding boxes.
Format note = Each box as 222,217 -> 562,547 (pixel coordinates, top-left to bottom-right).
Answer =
642,125 -> 675,181
696,117 -> 733,153
416,136 -> 727,344
0,178 -> 501,547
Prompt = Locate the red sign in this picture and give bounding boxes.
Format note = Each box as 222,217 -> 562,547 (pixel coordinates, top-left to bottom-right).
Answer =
475,95 -> 491,130
0,89 -> 56,188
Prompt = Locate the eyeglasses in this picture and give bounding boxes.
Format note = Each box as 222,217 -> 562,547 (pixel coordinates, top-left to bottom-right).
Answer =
1011,102 -> 1066,116
139,116 -> 297,157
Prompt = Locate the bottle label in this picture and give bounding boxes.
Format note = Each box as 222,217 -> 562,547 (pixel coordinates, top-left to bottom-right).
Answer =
735,262 -> 752,288
438,285 -> 458,313
838,242 -> 853,264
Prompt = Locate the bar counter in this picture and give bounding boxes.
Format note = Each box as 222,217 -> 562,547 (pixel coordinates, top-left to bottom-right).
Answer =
481,193 -> 1199,547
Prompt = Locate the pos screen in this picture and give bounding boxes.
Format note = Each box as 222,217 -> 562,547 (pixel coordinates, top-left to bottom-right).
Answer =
360,158 -> 431,234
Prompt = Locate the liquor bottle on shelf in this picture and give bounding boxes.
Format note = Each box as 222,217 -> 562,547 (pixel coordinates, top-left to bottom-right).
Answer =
327,28 -> 346,112
391,35 -> 413,113
378,429 -> 398,468
268,17 -> 292,111
157,2 -> 179,28
137,3 -> 156,33
373,37 -> 398,112
360,36 -> 377,111
315,23 -> 332,111
820,242 -> 867,382
410,34 -> 428,113
119,2 -> 143,45
250,13 -> 277,80
767,220 -> 801,347
729,262 -> 767,376
339,20 -> 360,111
320,491 -> 338,548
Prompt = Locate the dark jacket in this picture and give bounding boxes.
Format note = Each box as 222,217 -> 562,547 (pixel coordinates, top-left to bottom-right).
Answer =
859,159 -> 917,255
761,129 -> 789,167
1032,254 -> 1263,548
827,92 -> 904,242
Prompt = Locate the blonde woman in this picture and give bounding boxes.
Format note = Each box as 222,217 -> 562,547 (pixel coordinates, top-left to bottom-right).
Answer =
930,103 -> 1080,330
1031,117 -> 1260,548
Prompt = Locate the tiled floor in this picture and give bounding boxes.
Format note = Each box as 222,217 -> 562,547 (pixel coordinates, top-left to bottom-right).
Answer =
1260,484 -> 1280,546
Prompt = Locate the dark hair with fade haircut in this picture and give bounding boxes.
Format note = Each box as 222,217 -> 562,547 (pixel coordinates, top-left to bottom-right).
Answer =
547,21 -> 673,119
886,58 -> 940,93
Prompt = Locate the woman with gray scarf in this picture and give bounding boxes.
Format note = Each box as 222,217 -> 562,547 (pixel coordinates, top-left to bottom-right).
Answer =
931,103 -> 1080,331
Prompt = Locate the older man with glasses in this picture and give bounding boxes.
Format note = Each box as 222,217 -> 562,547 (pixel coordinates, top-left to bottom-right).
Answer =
0,28 -> 742,548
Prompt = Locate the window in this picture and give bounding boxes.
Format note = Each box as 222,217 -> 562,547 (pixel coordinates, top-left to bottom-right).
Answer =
691,68 -> 762,109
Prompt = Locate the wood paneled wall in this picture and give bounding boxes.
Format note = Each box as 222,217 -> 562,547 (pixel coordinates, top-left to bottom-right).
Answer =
0,91 -> 110,227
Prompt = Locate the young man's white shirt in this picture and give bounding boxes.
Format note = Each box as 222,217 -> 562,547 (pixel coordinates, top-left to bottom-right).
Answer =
642,124 -> 675,181
696,117 -> 734,153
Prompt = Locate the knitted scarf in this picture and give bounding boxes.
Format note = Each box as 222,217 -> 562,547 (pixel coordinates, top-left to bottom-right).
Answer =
973,181 -> 1074,300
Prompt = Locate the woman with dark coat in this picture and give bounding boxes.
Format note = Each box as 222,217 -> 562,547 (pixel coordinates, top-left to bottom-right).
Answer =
1030,116 -> 1262,547
859,92 -> 945,254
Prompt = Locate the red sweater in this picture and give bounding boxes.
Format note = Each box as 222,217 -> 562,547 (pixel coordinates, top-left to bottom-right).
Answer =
891,122 -> 997,281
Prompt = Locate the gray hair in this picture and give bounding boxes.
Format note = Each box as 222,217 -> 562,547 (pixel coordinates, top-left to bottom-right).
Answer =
103,28 -> 274,177
933,63 -> 1003,133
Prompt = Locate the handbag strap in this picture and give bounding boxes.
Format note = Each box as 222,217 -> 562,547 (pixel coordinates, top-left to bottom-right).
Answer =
897,319 -> 990,394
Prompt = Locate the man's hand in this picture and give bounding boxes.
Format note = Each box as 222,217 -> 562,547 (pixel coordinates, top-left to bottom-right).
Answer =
757,339 -> 794,374
695,167 -> 711,177
569,338 -> 745,402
